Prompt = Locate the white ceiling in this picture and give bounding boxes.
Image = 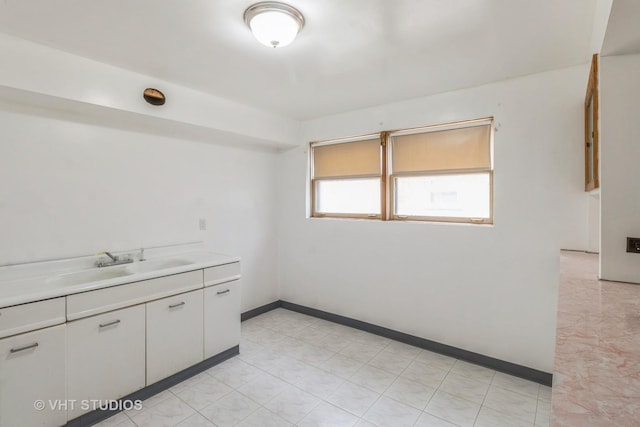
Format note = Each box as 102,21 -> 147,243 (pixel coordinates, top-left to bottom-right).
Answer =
0,0 -> 599,120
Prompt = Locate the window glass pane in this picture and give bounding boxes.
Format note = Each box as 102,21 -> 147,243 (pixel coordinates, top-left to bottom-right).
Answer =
395,173 -> 490,218
316,178 -> 380,215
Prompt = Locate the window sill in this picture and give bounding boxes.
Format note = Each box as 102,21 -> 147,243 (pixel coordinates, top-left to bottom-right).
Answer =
307,216 -> 494,227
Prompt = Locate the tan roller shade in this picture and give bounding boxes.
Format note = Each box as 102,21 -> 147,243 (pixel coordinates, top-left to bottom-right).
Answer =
313,138 -> 381,178
392,124 -> 491,173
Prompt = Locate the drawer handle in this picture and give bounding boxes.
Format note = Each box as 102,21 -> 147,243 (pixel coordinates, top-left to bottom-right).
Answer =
10,343 -> 39,353
217,289 -> 230,295
169,302 -> 186,309
99,320 -> 121,328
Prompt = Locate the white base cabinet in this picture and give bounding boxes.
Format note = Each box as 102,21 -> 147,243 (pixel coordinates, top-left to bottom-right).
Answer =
67,304 -> 146,419
0,324 -> 66,427
0,258 -> 240,426
146,289 -> 204,384
204,280 -> 241,358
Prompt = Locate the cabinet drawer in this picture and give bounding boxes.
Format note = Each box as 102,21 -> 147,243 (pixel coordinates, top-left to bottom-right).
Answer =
0,324 -> 67,427
66,270 -> 202,320
204,262 -> 240,287
0,297 -> 65,339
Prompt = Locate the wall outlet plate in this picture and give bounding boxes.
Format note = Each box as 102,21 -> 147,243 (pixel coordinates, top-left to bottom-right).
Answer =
626,237 -> 640,253
199,218 -> 207,231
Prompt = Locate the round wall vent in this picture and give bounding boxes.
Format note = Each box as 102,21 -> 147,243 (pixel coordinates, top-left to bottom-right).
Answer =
143,88 -> 166,106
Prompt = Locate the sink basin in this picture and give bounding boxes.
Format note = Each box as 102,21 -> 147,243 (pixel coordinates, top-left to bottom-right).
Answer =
125,259 -> 193,274
45,258 -> 194,287
48,267 -> 133,286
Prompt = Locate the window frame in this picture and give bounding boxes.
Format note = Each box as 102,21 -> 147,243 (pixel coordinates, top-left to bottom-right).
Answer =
388,170 -> 494,224
584,53 -> 599,191
309,118 -> 494,224
311,176 -> 383,219
387,118 -> 494,224
309,134 -> 384,220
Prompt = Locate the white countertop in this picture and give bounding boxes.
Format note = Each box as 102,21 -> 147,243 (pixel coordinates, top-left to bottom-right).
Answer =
0,251 -> 239,309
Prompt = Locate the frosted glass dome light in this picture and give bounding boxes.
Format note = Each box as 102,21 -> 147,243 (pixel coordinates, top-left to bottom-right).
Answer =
244,2 -> 305,48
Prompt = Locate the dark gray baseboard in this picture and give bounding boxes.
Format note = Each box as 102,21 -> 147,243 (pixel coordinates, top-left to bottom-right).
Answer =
279,300 -> 553,387
241,300 -> 282,321
65,345 -> 239,427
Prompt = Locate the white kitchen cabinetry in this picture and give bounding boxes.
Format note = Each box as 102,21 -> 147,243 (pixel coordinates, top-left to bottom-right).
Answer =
0,297 -> 65,339
66,270 -> 203,321
67,304 -> 146,419
204,280 -> 241,358
0,251 -> 241,426
0,324 -> 66,427
146,289 -> 204,384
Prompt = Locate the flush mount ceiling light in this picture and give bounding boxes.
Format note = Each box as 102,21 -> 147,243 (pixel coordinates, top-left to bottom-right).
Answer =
244,2 -> 305,48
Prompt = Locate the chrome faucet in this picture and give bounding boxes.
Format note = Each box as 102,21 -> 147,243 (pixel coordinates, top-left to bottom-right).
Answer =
95,251 -> 134,268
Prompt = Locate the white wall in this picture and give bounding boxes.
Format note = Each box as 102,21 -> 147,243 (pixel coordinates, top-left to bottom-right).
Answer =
0,109 -> 279,312
587,192 -> 601,253
600,54 -> 640,283
0,32 -> 299,147
277,65 -> 590,372
590,0 -> 614,54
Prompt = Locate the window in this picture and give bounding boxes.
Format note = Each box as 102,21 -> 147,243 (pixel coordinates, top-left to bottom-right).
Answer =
389,121 -> 493,223
310,136 -> 383,218
310,118 -> 493,223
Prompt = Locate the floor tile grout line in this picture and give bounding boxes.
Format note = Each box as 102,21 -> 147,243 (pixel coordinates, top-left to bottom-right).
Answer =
477,384 -> 541,426
533,389 -> 540,426
533,391 -> 541,427
470,373 -> 493,427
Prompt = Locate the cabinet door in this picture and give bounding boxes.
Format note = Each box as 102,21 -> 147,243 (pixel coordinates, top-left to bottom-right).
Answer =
204,279 -> 241,358
0,324 -> 66,427
67,304 -> 145,420
146,289 -> 203,384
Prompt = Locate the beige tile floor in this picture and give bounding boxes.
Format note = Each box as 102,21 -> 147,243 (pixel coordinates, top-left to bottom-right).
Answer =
96,308 -> 551,427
